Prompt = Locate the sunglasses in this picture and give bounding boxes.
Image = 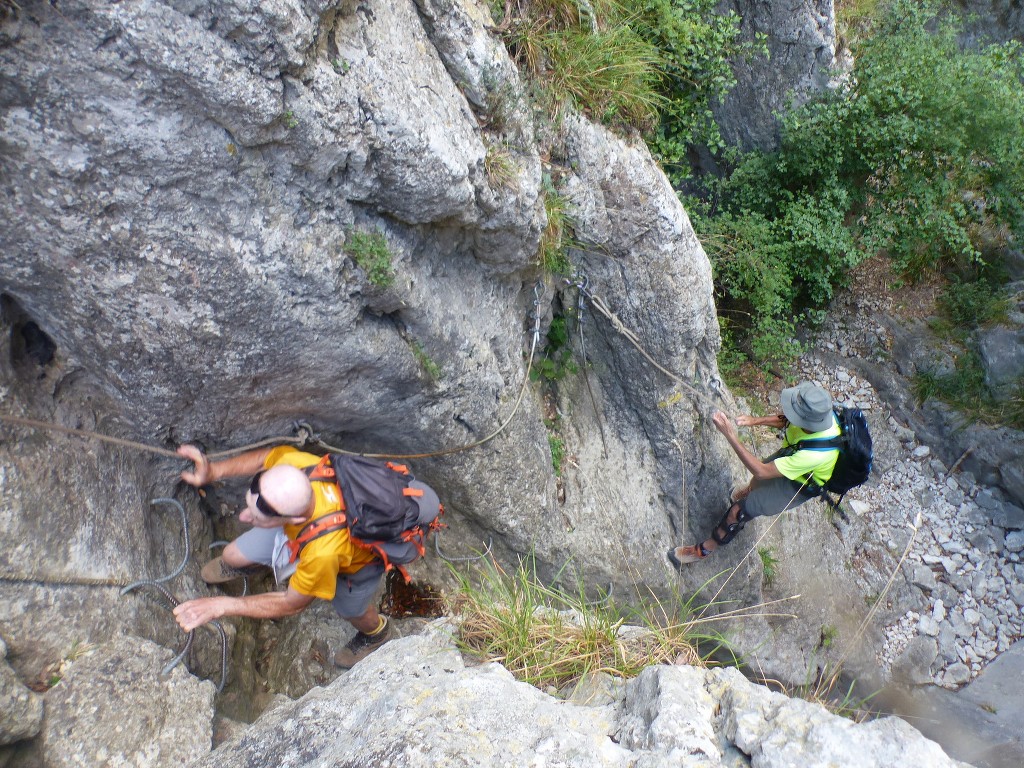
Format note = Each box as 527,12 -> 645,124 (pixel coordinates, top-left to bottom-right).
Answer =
249,470 -> 284,517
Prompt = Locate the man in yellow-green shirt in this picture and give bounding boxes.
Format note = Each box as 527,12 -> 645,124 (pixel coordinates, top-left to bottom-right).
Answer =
171,444 -> 439,668
668,382 -> 840,567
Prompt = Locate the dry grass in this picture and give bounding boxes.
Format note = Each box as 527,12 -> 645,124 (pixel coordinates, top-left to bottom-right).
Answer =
448,558 -> 705,690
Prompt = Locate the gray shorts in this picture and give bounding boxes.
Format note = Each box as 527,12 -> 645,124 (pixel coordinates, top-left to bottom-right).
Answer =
742,476 -> 818,518
234,527 -> 385,618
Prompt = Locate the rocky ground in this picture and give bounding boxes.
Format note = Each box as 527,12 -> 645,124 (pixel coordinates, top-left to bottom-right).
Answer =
791,263 -> 1024,690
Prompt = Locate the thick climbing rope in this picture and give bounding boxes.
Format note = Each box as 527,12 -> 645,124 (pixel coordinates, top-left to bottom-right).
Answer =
116,498 -> 229,692
0,497 -> 231,691
311,282 -> 546,460
0,412 -> 308,461
0,282 -> 547,463
0,498 -> 188,588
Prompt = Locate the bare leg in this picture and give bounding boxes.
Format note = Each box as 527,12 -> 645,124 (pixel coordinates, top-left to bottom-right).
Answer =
700,502 -> 744,554
345,604 -> 382,635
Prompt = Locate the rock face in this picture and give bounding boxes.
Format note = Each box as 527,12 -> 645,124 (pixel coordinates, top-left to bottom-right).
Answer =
0,0 -> 741,688
200,624 -> 967,768
712,0 -> 841,151
0,635 -> 43,745
40,635 -> 215,767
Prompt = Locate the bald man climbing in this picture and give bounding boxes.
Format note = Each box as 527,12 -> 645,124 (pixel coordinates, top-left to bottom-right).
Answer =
172,444 -> 439,668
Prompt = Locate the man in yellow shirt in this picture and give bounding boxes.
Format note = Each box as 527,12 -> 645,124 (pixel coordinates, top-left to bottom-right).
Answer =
171,444 -> 439,668
668,382 -> 840,566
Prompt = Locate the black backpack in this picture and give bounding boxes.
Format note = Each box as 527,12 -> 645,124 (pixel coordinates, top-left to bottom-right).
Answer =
791,407 -> 873,516
286,454 -> 443,580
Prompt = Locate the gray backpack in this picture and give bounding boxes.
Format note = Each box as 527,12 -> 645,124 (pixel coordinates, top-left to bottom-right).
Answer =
288,454 -> 443,580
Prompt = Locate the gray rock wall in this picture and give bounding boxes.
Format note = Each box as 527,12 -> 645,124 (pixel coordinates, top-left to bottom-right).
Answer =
713,0 -> 840,151
0,0 -> 745,688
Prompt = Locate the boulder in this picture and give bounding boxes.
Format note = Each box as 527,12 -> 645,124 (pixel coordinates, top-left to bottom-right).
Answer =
977,325 -> 1024,399
712,0 -> 841,152
198,624 -> 964,767
40,635 -> 215,767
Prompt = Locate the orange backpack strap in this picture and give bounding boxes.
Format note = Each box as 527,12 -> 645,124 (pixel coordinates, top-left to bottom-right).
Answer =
286,512 -> 348,563
385,462 -> 409,475
307,454 -> 336,482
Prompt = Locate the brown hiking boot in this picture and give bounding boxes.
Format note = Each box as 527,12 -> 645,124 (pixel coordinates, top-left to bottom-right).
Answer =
200,556 -> 267,585
334,617 -> 393,669
666,545 -> 709,571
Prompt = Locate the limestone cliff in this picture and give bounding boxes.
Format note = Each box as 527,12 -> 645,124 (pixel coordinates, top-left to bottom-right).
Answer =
0,0 -> 735,681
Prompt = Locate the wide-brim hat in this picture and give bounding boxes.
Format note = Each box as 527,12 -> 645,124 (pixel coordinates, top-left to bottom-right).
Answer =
408,480 -> 441,525
780,382 -> 834,432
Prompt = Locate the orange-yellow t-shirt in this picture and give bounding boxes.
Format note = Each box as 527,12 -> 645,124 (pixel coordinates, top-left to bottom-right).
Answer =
264,446 -> 377,600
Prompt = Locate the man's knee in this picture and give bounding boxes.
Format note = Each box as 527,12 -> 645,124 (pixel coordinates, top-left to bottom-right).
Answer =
221,541 -> 254,568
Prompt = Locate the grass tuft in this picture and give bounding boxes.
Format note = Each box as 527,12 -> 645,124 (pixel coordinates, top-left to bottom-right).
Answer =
344,228 -> 395,288
447,556 -> 722,691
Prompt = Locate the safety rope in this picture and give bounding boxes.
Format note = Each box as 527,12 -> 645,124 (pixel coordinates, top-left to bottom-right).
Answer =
0,282 -> 548,463
0,412 -> 309,461
573,275 -> 608,458
565,275 -> 727,414
0,497 -> 230,691
117,498 -> 229,692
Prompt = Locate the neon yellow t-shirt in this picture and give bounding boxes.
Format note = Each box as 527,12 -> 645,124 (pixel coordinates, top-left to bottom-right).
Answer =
774,417 -> 841,486
264,446 -> 377,600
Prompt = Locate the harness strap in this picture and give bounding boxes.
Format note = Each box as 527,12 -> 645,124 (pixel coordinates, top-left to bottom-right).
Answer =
286,512 -> 348,563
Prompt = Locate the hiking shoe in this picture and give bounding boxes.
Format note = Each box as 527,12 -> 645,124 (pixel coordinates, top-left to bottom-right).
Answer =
334,617 -> 393,669
666,545 -> 708,571
200,556 -> 267,585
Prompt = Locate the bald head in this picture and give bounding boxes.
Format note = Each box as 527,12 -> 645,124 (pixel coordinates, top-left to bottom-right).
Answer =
258,464 -> 314,519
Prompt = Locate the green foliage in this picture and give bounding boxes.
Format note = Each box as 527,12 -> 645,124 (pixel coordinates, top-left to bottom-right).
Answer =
694,0 -> 1024,368
344,228 -> 395,287
548,433 -> 566,475
934,276 -> 1009,338
532,313 -> 579,382
491,0 -> 753,142
637,0 -> 765,182
820,624 -> 838,649
484,140 -> 519,189
497,0 -> 664,130
408,339 -> 441,380
913,350 -> 1024,430
540,177 -> 573,275
757,546 -> 779,588
282,110 -> 298,129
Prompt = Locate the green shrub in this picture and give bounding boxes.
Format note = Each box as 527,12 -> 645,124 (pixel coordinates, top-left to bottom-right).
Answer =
936,277 -> 1009,336
694,0 -> 1024,368
531,314 -> 579,382
344,228 -> 395,287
